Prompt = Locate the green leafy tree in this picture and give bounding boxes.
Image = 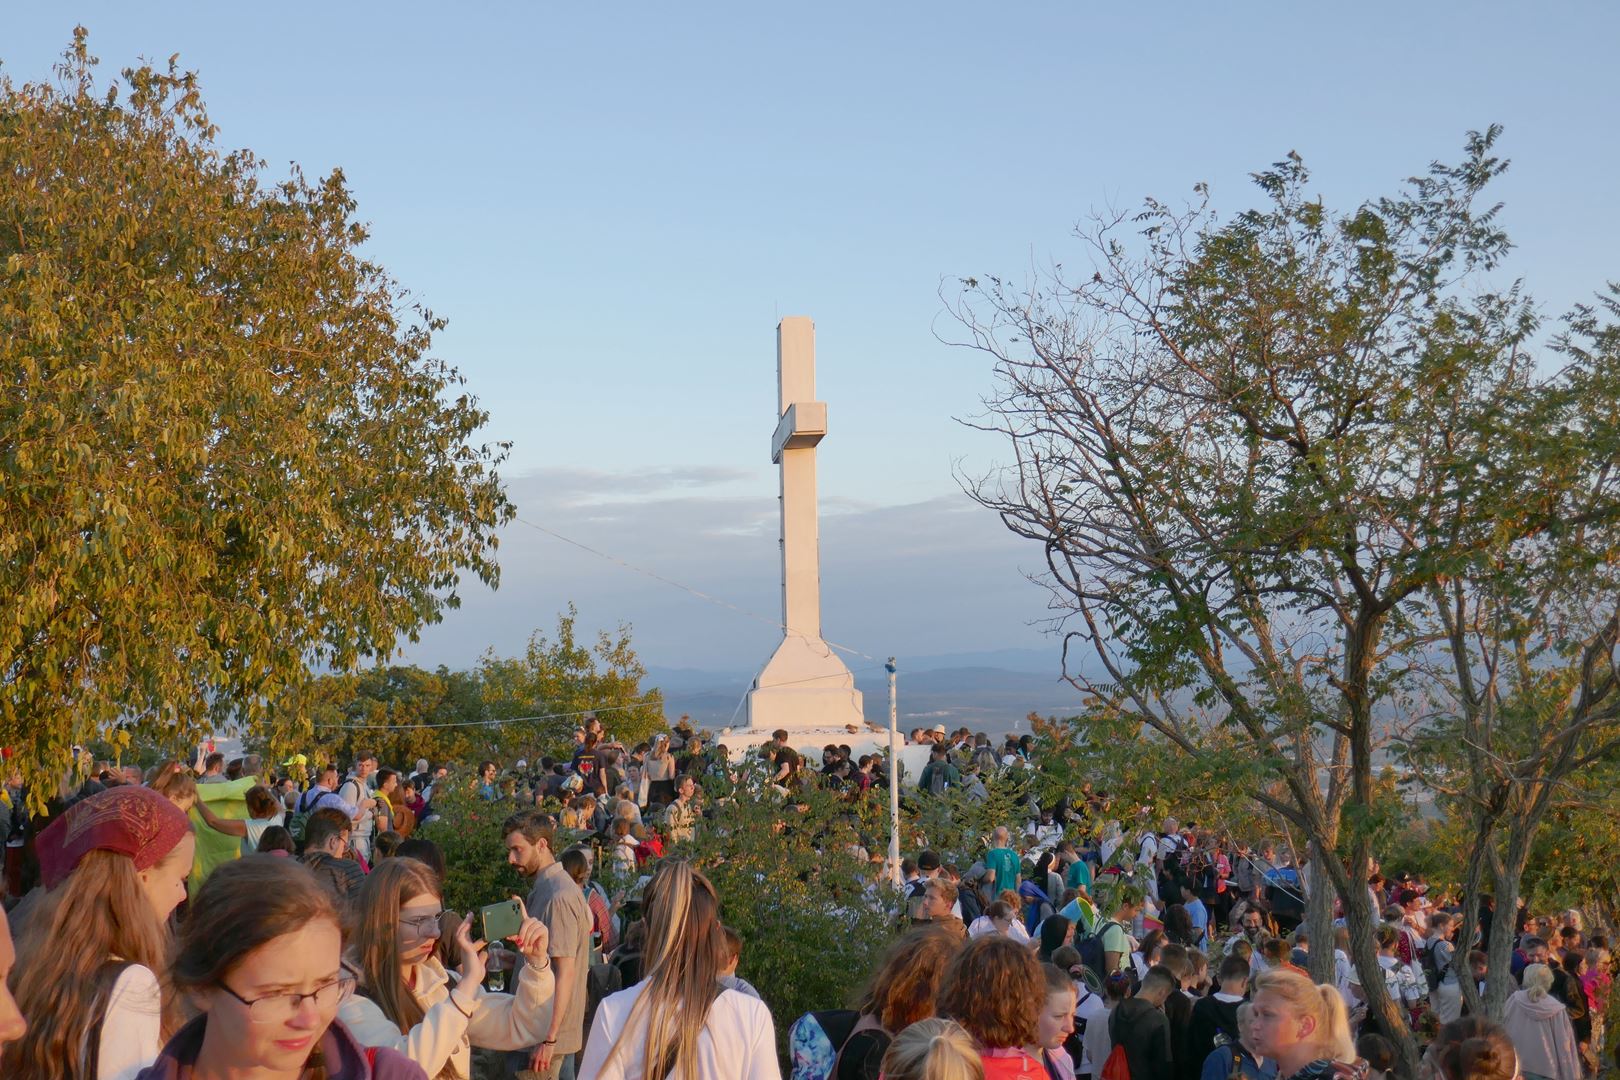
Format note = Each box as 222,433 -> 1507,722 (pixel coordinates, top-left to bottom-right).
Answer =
289,665 -> 487,769
951,128 -> 1620,1061
0,33 -> 513,792
476,605 -> 665,758
1393,287 -> 1620,1014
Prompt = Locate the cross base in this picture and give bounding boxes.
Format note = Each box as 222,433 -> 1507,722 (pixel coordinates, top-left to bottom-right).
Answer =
744,634 -> 866,730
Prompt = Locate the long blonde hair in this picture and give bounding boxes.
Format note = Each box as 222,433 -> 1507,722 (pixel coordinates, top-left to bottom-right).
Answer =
881,1018 -> 984,1080
1252,968 -> 1355,1064
3,850 -> 174,1078
351,858 -> 457,1079
602,861 -> 726,1080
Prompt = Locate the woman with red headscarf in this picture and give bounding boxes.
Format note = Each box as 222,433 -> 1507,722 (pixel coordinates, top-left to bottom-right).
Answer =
3,784 -> 194,1079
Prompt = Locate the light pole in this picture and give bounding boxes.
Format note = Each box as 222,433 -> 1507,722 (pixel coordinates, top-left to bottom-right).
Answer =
887,657 -> 900,886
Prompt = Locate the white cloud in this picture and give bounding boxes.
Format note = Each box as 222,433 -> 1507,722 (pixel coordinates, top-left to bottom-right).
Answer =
397,465 -> 1055,672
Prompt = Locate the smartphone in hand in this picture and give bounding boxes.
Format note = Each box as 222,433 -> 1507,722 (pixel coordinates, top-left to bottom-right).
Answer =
478,899 -> 523,943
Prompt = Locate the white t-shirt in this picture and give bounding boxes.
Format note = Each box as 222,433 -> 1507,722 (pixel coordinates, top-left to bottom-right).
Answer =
241,811 -> 287,856
339,777 -> 373,837
1073,984 -> 1109,1076
578,981 -> 780,1080
97,963 -> 163,1080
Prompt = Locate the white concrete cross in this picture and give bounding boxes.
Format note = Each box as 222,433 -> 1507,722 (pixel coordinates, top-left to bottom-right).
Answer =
745,317 -> 865,731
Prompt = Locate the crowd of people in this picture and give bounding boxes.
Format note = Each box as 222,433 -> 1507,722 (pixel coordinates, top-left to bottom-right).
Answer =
0,717 -> 1610,1080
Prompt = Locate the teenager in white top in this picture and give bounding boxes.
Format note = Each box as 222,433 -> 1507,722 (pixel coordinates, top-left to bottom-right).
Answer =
579,861 -> 779,1080
193,784 -> 286,856
4,785 -> 195,1080
340,858 -> 556,1079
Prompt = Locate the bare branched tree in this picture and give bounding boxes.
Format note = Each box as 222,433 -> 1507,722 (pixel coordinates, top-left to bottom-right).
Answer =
949,128 -> 1620,1062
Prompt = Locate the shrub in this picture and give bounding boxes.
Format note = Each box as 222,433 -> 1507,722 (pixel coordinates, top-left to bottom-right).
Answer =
417,779 -> 527,913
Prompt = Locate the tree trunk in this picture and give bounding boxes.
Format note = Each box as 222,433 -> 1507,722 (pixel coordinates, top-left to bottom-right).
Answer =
1306,840 -> 1337,985
1341,858 -> 1419,1074
1484,820 -> 1537,1017
1455,811 -> 1492,1017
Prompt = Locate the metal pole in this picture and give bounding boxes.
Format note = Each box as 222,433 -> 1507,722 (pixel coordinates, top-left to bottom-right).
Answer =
887,657 -> 901,887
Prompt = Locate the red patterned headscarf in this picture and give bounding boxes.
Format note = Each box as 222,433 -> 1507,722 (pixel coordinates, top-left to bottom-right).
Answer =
37,784 -> 192,889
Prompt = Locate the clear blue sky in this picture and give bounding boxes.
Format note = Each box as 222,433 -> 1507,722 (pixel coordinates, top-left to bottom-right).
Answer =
5,4 -> 1617,673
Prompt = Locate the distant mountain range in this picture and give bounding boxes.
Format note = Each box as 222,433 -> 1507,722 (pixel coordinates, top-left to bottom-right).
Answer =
645,648 -> 1086,734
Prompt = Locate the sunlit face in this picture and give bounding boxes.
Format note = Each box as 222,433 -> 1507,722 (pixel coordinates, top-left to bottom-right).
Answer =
1037,987 -> 1076,1049
1526,943 -> 1550,966
358,759 -> 377,780
399,891 -> 444,963
1242,912 -> 1263,935
677,777 -> 696,800
0,907 -> 27,1048
200,920 -> 344,1074
1246,990 -> 1313,1061
505,831 -> 546,876
139,833 -> 196,922
922,887 -> 953,921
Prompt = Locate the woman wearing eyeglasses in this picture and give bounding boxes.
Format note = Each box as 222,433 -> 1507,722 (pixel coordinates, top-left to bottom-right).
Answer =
4,784 -> 194,1080
340,858 -> 555,1079
137,855 -> 425,1079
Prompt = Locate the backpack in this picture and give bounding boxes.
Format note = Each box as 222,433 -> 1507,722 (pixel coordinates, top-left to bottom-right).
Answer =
1420,943 -> 1443,992
1100,1043 -> 1131,1080
925,763 -> 948,796
287,786 -> 322,844
1077,918 -> 1123,983
789,1008 -> 860,1080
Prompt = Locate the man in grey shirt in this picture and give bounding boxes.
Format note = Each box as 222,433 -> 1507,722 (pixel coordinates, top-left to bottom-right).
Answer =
504,809 -> 591,1080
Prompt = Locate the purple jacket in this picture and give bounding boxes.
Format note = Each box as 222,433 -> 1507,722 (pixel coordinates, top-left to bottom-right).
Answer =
136,1015 -> 426,1080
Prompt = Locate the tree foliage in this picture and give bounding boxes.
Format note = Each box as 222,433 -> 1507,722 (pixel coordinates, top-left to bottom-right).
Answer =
0,32 -> 513,789
258,608 -> 664,769
953,128 -> 1620,1055
476,604 -> 666,756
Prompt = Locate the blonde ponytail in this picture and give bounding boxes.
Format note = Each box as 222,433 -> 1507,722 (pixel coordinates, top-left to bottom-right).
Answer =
1316,983 -> 1355,1063
1252,969 -> 1355,1065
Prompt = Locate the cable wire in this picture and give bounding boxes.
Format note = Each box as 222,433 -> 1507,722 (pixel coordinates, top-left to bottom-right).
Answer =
513,515 -> 880,662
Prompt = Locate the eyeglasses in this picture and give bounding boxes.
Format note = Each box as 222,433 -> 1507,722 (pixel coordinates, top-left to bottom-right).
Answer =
401,910 -> 445,939
221,976 -> 355,1024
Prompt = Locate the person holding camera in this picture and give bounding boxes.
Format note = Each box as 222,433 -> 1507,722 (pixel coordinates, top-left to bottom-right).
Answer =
341,858 -> 556,1079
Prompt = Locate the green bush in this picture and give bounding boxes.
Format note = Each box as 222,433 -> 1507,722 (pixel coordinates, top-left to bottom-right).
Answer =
417,779 -> 527,913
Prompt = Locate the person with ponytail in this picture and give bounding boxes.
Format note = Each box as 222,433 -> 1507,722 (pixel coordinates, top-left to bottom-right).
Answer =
339,857 -> 556,1079
578,860 -> 779,1080
1502,964 -> 1582,1080
882,1019 -> 986,1080
138,855 -> 424,1079
1245,968 -> 1364,1080
1420,1016 -> 1518,1080
4,784 -> 194,1079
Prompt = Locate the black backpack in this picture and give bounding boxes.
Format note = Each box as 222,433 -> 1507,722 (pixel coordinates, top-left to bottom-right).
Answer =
1078,918 -> 1123,983
1420,942 -> 1444,991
